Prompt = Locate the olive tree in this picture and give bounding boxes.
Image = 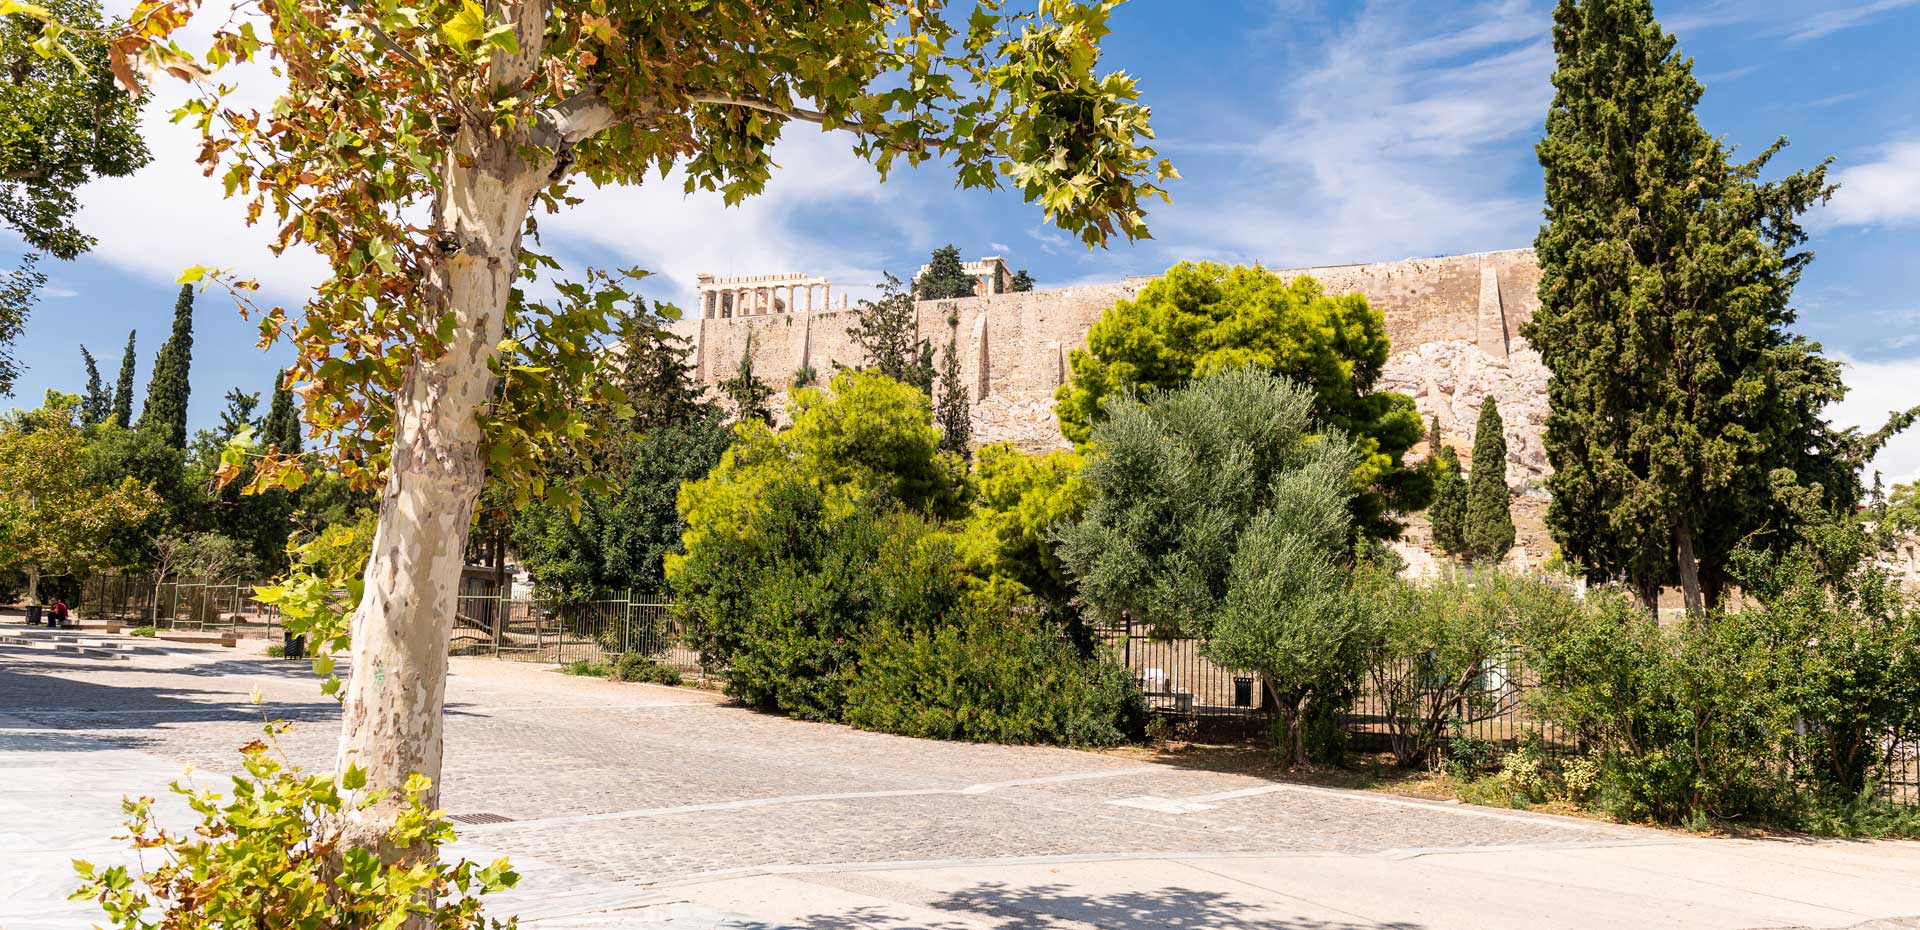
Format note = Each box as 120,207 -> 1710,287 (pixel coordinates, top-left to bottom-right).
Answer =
89,0 -> 1173,857
1056,368 -> 1364,764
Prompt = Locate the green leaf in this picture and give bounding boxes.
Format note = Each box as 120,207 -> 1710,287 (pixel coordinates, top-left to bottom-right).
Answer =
440,0 -> 486,47
341,764 -> 368,791
178,265 -> 212,284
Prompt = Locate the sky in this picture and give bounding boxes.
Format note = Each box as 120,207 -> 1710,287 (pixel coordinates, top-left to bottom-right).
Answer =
4,0 -> 1919,478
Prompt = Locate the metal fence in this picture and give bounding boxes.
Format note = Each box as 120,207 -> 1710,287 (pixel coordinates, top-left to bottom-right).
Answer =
1095,617 -> 1270,739
80,574 -> 281,635
449,587 -> 704,675
1104,628 -> 1919,807
1345,643 -> 1574,754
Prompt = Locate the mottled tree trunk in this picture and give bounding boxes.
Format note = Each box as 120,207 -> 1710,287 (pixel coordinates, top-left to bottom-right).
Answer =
1674,514 -> 1704,617
331,0 -> 556,861
334,126 -> 548,863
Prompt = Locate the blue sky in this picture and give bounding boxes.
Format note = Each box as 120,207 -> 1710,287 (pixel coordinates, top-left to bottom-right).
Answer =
5,0 -> 1919,475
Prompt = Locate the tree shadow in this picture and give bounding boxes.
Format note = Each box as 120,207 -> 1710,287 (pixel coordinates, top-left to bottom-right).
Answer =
720,881 -> 1430,930
0,653 -> 340,746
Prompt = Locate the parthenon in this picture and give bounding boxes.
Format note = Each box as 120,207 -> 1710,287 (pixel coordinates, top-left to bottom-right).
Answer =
694,272 -> 843,319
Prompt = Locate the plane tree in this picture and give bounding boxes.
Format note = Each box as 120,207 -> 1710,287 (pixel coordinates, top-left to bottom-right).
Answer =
92,0 -> 1174,859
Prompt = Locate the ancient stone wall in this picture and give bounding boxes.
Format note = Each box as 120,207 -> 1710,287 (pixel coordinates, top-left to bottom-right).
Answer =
671,248 -> 1551,483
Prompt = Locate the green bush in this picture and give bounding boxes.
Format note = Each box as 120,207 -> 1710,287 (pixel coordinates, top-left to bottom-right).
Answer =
677,480 -> 966,721
611,652 -> 683,686
71,727 -> 516,929
845,594 -> 1145,746
128,625 -> 158,637
1366,571 -> 1576,768
561,658 -> 611,677
1517,551 -> 1920,830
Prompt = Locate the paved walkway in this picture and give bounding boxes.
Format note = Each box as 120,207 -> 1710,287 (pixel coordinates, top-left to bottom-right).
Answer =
2,627 -> 1917,929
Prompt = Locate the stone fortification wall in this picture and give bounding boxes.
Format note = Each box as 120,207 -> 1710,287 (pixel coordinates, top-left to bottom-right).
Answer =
671,248 -> 1550,484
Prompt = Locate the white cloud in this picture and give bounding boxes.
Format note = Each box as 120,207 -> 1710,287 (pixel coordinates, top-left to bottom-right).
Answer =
75,0 -> 326,302
1832,353 -> 1920,484
539,131 -> 921,309
1158,0 -> 1553,266
1663,0 -> 1919,41
1785,0 -> 1920,42
1821,138 -> 1920,229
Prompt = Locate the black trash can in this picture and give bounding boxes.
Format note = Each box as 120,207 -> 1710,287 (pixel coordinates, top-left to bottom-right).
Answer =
1233,676 -> 1255,708
25,604 -> 42,625
283,631 -> 307,660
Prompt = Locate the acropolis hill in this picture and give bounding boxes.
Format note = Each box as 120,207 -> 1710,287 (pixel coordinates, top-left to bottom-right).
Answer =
669,248 -> 1554,488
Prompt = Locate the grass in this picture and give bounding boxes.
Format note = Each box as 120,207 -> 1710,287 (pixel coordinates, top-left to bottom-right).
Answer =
127,625 -> 158,637
557,654 -> 685,686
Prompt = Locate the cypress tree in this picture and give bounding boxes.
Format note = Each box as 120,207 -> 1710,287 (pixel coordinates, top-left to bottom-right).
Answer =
717,333 -> 773,427
935,332 -> 972,459
111,329 -> 136,428
914,244 -> 977,299
138,285 -> 196,449
1429,446 -> 1467,558
1009,269 -> 1035,292
1526,0 -> 1840,611
79,346 -> 110,425
261,373 -> 302,454
1462,397 -> 1514,564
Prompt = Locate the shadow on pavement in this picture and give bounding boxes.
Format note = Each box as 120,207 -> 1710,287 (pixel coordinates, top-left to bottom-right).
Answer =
723,882 -> 1428,930
0,653 -> 340,743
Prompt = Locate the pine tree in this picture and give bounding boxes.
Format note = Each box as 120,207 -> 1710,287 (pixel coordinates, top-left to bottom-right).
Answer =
79,345 -> 111,425
717,334 -> 774,427
915,244 -> 977,299
617,324 -> 712,432
216,388 -> 262,442
1527,0 -> 1842,611
110,329 -> 136,428
935,332 -> 972,459
846,273 -> 934,393
260,373 -> 302,454
1462,397 -> 1514,564
137,285 -> 196,449
1009,269 -> 1035,292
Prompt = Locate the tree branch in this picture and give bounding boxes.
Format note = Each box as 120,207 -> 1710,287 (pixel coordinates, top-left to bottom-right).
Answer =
687,93 -> 826,125
532,89 -> 628,148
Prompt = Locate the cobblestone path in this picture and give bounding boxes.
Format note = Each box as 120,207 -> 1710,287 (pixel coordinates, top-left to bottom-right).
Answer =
5,631 -> 1917,930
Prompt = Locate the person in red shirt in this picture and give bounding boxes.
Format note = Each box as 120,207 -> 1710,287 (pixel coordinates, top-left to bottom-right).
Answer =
49,598 -> 69,628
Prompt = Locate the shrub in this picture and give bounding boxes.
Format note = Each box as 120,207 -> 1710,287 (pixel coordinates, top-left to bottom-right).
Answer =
561,658 -> 610,677
1518,590 -> 1799,825
611,652 -> 683,686
128,625 -> 158,637
845,593 -> 1144,746
71,728 -> 516,930
1365,571 -> 1576,768
1739,555 -> 1920,796
677,480 -> 966,720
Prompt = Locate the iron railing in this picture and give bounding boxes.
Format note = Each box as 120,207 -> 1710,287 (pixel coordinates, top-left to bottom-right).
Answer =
449,587 -> 703,675
80,574 -> 281,635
